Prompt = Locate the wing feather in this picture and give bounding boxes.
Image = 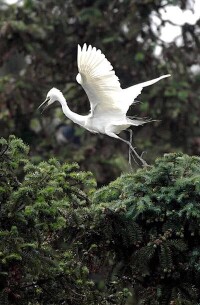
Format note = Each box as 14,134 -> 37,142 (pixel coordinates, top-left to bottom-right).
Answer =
76,44 -> 122,115
76,44 -> 171,116
123,74 -> 171,110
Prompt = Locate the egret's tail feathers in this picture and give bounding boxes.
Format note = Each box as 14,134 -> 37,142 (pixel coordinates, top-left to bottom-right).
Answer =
127,117 -> 149,126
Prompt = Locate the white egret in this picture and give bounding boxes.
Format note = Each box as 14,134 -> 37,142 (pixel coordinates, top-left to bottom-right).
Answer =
38,44 -> 170,166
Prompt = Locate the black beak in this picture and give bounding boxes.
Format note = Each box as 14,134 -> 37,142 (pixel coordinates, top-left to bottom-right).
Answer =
37,97 -> 50,113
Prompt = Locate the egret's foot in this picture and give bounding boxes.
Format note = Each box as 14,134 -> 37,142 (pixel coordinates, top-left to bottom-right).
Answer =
129,144 -> 149,168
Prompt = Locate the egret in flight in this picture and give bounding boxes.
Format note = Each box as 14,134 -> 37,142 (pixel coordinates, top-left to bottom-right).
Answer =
38,44 -> 170,166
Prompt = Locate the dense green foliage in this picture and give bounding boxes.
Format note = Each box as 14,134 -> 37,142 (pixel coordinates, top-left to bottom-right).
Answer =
1,136 -> 200,304
0,135 -> 98,304
0,0 -> 200,183
0,137 -> 94,305
92,153 -> 200,304
0,135 -> 132,305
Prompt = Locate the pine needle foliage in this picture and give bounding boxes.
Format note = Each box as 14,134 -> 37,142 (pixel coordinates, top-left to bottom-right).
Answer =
93,153 -> 200,305
0,135 -> 110,305
1,137 -> 200,305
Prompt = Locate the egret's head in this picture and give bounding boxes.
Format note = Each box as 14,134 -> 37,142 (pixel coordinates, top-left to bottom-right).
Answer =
38,88 -> 64,113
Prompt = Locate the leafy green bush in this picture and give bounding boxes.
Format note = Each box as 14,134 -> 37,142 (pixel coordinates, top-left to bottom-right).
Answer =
93,153 -> 200,305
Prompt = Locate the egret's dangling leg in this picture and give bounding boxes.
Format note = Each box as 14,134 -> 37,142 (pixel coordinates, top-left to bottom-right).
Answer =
128,129 -> 132,165
107,131 -> 148,167
127,129 -> 138,167
122,135 -> 148,167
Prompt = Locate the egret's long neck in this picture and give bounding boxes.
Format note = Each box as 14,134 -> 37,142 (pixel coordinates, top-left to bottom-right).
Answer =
58,94 -> 86,127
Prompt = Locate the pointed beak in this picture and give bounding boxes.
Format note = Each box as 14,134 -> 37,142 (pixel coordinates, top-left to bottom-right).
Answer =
37,97 -> 50,113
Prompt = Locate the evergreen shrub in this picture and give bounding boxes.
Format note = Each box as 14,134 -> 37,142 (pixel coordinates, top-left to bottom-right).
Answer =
0,135 -> 100,305
1,136 -> 200,305
93,153 -> 200,305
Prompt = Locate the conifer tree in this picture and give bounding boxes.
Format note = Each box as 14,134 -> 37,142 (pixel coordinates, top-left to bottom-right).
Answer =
1,136 -> 200,305
0,135 -> 115,305
93,153 -> 200,305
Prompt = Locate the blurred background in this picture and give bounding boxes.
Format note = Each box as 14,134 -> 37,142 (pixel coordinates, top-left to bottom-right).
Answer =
0,0 -> 200,185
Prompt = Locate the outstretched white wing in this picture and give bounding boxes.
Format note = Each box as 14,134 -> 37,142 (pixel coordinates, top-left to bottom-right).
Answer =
76,44 -> 171,116
76,44 -> 122,115
122,74 -> 171,110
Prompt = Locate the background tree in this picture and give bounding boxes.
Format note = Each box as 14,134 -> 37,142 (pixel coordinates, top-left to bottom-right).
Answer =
0,0 -> 200,184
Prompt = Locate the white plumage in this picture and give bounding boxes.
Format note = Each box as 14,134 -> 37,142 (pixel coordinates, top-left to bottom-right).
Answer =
39,44 -> 170,166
